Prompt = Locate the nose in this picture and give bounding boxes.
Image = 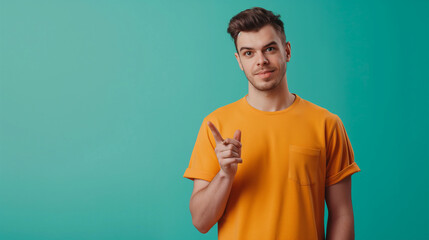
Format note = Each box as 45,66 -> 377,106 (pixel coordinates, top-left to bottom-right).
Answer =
256,51 -> 269,66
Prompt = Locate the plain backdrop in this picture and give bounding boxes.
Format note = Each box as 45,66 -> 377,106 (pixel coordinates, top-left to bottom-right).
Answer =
1,0 -> 428,239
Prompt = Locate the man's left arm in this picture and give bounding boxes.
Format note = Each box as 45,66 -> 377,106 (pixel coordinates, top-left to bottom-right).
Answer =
325,175 -> 355,240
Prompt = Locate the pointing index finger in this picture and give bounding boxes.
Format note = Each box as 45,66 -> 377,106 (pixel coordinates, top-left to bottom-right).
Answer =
207,121 -> 225,144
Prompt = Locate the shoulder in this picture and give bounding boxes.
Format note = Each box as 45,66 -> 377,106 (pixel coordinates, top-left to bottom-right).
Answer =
298,96 -> 340,123
203,97 -> 243,123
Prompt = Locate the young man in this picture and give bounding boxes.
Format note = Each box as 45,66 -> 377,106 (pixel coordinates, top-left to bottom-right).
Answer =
183,7 -> 361,240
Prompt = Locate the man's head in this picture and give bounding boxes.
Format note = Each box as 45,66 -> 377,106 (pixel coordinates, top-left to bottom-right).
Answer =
227,7 -> 291,92
227,7 -> 286,52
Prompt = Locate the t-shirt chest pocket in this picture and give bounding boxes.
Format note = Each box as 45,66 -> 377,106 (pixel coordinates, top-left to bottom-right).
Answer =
288,145 -> 321,186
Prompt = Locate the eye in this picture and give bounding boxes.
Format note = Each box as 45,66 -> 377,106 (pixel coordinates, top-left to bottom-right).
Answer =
266,47 -> 275,52
244,51 -> 252,56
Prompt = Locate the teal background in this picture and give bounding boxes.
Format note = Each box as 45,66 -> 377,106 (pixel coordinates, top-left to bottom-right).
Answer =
1,0 -> 428,239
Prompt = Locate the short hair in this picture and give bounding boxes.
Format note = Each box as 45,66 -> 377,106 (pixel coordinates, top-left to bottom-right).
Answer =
227,7 -> 286,53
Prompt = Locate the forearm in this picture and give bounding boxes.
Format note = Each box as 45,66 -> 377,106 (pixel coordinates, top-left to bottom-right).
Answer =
190,170 -> 234,233
326,213 -> 355,240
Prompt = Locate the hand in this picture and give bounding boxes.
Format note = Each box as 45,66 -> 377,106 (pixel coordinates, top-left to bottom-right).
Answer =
207,121 -> 242,178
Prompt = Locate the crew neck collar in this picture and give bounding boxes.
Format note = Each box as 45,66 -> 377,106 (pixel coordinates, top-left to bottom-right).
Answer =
241,93 -> 300,115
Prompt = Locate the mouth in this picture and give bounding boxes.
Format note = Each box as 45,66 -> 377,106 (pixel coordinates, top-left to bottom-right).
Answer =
256,70 -> 274,78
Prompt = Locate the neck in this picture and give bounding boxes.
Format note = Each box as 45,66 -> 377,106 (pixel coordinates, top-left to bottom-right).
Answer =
246,74 -> 295,112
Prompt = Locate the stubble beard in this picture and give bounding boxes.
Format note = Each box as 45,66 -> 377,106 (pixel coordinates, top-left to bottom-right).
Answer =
245,64 -> 287,92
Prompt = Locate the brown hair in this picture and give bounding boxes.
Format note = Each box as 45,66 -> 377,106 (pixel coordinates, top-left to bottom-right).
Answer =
227,7 -> 286,53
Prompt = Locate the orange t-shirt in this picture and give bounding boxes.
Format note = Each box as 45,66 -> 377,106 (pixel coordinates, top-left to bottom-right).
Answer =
183,93 -> 361,240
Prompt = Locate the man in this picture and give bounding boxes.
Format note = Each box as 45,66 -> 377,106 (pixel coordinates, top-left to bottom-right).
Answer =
183,7 -> 361,240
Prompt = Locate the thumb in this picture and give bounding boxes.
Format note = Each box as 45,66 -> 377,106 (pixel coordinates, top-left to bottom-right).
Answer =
233,129 -> 241,143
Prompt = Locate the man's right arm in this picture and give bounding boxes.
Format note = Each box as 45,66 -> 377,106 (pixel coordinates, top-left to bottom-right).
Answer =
189,169 -> 234,234
189,121 -> 242,233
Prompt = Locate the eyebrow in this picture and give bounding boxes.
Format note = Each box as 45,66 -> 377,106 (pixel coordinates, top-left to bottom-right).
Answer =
239,41 -> 278,53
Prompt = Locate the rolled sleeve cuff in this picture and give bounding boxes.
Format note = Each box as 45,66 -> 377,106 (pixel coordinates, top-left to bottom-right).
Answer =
325,162 -> 361,187
183,168 -> 217,182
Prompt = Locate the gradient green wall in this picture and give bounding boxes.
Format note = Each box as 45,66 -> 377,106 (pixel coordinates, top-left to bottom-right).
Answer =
1,0 -> 428,239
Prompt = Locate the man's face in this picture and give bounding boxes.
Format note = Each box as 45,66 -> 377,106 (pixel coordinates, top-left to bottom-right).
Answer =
234,24 -> 291,92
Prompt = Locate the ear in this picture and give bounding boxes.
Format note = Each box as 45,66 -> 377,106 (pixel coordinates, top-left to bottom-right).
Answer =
234,52 -> 244,71
285,41 -> 291,62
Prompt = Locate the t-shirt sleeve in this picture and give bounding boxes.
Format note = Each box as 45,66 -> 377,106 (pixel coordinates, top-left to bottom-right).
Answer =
183,117 -> 221,182
325,114 -> 361,187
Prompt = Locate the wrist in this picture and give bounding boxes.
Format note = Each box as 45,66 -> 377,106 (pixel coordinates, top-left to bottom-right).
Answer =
219,169 -> 234,180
